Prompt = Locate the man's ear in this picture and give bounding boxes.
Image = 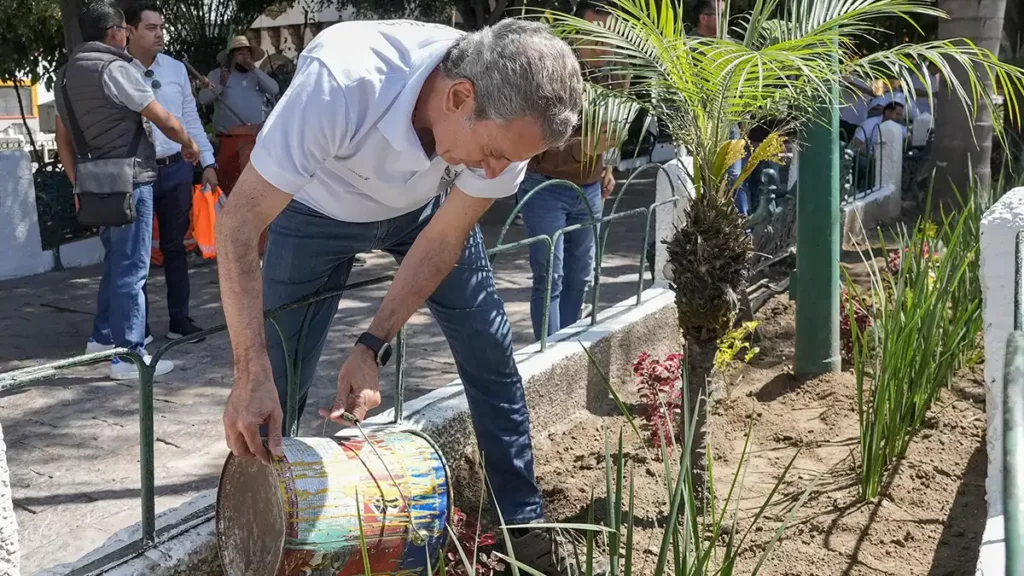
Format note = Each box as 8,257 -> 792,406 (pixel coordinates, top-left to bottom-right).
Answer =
444,79 -> 476,114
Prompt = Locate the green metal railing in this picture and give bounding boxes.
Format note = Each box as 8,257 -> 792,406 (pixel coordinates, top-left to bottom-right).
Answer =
0,163 -> 680,575
1005,229 -> 1024,576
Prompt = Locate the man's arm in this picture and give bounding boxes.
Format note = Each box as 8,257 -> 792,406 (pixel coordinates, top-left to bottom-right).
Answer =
217,165 -> 293,463
55,116 -> 76,185
253,68 -> 280,96
369,188 -> 491,340
139,101 -> 199,162
179,64 -> 215,168
217,167 -> 292,365
322,187 -> 494,423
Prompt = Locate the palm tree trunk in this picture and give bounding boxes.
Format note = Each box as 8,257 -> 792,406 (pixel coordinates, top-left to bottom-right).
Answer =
685,338 -> 717,505
932,0 -> 1007,204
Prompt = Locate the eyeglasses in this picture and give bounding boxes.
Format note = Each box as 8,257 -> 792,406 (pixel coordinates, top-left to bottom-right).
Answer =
109,24 -> 128,33
144,69 -> 161,90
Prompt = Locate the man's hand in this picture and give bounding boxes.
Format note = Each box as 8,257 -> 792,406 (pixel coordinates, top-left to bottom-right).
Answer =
182,138 -> 201,164
319,345 -> 382,424
223,356 -> 283,464
601,168 -> 616,199
202,166 -> 219,191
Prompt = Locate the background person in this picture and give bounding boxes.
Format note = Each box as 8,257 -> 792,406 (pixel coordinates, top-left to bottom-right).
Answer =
516,0 -> 622,340
56,0 -> 199,379
198,36 -> 279,194
126,1 -> 215,342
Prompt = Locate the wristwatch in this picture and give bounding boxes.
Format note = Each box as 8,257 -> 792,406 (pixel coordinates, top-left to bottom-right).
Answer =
356,332 -> 393,367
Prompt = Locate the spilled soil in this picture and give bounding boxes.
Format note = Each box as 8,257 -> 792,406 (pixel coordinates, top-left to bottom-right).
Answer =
529,295 -> 987,576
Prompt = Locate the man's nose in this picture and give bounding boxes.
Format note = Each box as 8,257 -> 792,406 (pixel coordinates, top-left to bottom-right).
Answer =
484,158 -> 510,179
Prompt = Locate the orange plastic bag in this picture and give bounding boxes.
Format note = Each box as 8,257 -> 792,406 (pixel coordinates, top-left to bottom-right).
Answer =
190,185 -> 221,259
151,216 -> 164,267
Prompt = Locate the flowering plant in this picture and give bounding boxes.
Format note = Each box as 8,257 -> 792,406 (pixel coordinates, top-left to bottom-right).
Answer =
632,352 -> 684,452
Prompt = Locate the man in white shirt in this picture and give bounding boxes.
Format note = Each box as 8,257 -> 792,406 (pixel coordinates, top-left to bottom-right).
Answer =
217,18 -> 592,574
126,2 -> 215,342
852,95 -> 906,153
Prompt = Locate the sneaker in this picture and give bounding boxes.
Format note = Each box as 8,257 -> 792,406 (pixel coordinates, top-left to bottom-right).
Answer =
86,335 -> 152,354
168,317 -> 205,342
508,527 -> 608,576
110,355 -> 174,380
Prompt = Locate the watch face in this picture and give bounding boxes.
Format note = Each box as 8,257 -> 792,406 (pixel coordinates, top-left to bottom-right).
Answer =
378,342 -> 393,367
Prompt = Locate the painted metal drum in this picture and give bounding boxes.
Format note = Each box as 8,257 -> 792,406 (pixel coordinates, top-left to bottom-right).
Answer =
217,430 -> 452,576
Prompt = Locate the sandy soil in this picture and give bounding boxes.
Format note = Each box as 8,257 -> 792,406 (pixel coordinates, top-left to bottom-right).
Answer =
528,295 -> 987,576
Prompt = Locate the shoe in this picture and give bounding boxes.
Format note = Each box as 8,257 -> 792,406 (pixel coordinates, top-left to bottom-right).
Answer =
353,254 -> 367,267
508,527 -> 608,576
86,335 -> 152,354
168,317 -> 206,342
110,355 -> 174,380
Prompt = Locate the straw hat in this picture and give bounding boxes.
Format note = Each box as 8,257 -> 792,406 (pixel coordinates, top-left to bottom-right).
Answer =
217,36 -> 266,66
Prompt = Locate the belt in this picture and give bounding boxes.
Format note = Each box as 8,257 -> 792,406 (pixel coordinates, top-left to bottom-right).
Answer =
156,152 -> 183,167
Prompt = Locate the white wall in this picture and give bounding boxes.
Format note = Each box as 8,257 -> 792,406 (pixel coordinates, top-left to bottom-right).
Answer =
977,186 -> 1024,575
0,151 -> 51,279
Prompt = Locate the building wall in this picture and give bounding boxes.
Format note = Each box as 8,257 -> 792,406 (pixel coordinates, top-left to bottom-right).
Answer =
0,81 -> 40,135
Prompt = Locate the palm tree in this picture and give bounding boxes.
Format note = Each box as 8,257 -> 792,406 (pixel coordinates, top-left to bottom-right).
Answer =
546,0 -> 1024,494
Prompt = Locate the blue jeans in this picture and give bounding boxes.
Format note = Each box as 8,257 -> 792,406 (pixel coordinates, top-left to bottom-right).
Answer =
144,158 -> 194,325
261,198 -> 543,524
729,125 -> 750,216
516,172 -> 603,340
90,182 -> 155,352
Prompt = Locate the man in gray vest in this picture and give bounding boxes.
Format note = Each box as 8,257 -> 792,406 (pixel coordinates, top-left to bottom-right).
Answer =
54,0 -> 200,380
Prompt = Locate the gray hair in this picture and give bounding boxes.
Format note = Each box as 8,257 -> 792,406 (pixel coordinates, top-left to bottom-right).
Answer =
440,19 -> 583,148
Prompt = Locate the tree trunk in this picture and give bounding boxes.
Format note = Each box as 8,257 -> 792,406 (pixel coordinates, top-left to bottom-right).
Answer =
61,0 -> 83,53
932,0 -> 1006,204
685,338 -> 717,508
13,84 -> 39,164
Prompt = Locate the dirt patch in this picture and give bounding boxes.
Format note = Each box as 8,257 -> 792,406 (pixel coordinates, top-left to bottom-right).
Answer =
530,295 -> 987,575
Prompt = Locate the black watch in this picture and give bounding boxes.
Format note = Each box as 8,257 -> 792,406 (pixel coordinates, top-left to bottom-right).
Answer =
356,332 -> 393,367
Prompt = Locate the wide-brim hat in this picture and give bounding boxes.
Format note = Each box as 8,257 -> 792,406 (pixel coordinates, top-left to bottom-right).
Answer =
217,36 -> 266,66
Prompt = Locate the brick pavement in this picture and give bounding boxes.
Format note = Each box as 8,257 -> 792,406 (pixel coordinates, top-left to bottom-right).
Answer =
0,185 -> 657,574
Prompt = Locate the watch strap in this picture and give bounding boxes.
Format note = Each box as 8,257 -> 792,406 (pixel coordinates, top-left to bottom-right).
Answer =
356,332 -> 387,359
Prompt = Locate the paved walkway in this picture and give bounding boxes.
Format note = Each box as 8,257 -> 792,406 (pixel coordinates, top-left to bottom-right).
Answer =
0,182 -> 658,574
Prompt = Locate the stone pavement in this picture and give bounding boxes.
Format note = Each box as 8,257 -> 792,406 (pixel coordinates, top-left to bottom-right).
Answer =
0,183 -> 657,574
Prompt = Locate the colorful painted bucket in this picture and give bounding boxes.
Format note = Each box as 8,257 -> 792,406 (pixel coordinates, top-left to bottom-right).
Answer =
216,430 -> 452,576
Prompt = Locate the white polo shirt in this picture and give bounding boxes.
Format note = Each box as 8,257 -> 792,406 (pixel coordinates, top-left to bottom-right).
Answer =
249,20 -> 529,223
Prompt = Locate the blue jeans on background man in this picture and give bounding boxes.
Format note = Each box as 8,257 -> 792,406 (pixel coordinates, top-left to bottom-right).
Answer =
515,171 -> 603,340
261,197 -> 544,524
729,125 -> 750,216
144,158 -> 194,330
91,182 -> 154,352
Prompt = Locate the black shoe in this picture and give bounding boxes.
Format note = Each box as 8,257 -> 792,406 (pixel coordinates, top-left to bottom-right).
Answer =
509,527 -> 608,576
168,317 -> 205,343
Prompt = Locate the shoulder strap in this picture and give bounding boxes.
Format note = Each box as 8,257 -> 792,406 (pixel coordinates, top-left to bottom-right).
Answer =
126,120 -> 145,157
60,77 -> 91,159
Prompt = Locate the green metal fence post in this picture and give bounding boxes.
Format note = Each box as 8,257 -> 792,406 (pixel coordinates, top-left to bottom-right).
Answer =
136,353 -> 157,543
794,47 -> 841,377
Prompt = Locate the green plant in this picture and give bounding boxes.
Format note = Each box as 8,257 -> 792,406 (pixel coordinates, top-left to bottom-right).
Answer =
714,321 -> 760,372
848,191 -> 983,500
545,0 -> 1024,492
